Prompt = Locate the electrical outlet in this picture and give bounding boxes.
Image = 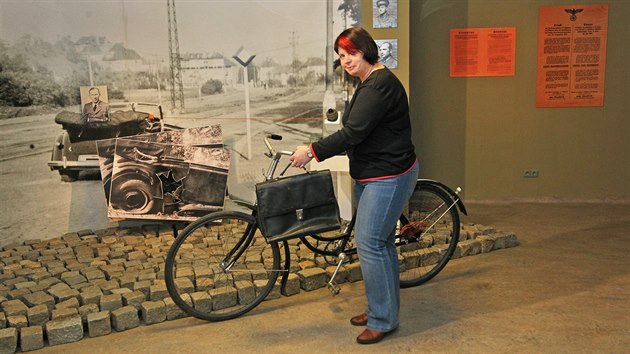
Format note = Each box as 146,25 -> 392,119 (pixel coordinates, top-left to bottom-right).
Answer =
523,169 -> 539,178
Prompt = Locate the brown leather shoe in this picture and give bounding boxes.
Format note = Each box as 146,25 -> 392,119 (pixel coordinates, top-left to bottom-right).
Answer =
350,312 -> 368,326
356,328 -> 394,344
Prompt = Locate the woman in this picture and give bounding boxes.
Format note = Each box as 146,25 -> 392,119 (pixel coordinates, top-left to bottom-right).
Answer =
290,27 -> 418,345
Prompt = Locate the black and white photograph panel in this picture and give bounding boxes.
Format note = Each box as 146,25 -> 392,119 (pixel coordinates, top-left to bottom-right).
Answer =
80,85 -> 110,122
96,125 -> 224,206
376,39 -> 398,69
104,125 -> 230,221
373,0 -> 397,28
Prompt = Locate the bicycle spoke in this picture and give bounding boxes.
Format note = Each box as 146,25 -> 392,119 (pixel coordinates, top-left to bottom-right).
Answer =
165,212 -> 281,321
397,183 -> 460,287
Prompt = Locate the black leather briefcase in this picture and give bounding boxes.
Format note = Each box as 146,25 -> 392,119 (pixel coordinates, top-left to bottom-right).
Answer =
255,170 -> 341,243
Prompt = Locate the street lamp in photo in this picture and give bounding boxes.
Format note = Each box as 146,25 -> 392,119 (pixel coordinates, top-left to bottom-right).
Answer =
233,46 -> 256,160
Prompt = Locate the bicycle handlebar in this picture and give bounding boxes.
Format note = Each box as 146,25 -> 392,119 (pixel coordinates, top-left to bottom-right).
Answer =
264,134 -> 294,158
263,134 -> 295,180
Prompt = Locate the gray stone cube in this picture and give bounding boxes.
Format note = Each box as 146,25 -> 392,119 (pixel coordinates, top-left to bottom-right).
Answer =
282,273 -> 301,296
99,293 -> 122,312
149,283 -> 168,301
78,304 -> 100,326
62,275 -> 88,287
48,287 -> 79,303
6,315 -> 27,329
7,288 -> 31,301
19,325 -> 44,352
497,233 -> 519,248
254,279 -> 279,300
1,300 -> 27,317
22,291 -> 55,311
0,328 -> 17,354
81,268 -> 105,281
118,274 -> 137,290
45,315 -> 83,346
401,251 -> 420,271
79,286 -> 103,306
122,291 -> 146,310
298,267 -> 328,291
209,287 -> 237,310
26,304 -> 49,327
163,296 -> 190,321
51,307 -> 78,320
420,246 -> 446,267
213,274 -> 234,288
195,277 -> 214,291
13,281 -> 36,290
345,262 -> 363,282
234,280 -> 257,304
140,301 -> 166,325
325,265 -> 347,284
87,311 -> 111,337
56,297 -> 80,309
173,278 -> 195,294
477,236 -> 495,253
133,280 -> 151,300
111,306 -> 139,332
190,291 -> 213,313
250,268 -> 269,281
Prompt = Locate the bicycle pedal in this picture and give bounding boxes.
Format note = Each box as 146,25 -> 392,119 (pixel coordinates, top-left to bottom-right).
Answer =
327,282 -> 341,296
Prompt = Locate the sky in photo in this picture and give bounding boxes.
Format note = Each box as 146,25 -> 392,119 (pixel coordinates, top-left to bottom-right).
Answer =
0,0 -> 356,64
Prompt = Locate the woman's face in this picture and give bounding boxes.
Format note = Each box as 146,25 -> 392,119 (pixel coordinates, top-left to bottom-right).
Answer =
338,47 -> 370,79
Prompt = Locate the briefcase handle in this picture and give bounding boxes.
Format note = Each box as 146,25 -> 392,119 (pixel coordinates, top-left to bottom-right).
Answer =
279,162 -> 310,177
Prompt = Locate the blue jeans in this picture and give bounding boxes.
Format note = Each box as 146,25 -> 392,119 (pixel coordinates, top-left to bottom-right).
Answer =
354,162 -> 419,332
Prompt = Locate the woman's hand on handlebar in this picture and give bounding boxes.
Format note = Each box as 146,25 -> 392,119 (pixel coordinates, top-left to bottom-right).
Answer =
289,145 -> 312,168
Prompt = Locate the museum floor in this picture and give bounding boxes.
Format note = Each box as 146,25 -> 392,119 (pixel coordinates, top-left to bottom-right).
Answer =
25,201 -> 630,353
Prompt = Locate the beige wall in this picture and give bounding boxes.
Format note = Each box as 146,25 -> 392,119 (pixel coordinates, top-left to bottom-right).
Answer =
407,0 -> 630,201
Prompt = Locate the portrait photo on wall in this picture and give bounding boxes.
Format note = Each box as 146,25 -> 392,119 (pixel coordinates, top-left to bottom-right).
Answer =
373,0 -> 397,28
376,39 -> 398,69
98,125 -> 230,222
80,86 -> 110,123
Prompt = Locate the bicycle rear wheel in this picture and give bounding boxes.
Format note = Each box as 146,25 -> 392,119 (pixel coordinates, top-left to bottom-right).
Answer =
397,182 -> 460,287
164,211 -> 281,321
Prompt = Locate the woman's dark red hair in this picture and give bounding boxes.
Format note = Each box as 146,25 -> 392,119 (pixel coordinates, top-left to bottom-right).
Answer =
334,27 -> 379,65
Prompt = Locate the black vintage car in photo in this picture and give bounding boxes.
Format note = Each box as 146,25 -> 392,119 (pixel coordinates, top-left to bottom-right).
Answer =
48,103 -> 173,182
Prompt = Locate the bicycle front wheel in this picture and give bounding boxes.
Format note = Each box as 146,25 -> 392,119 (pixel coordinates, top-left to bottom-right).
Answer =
397,182 -> 461,287
164,211 -> 281,321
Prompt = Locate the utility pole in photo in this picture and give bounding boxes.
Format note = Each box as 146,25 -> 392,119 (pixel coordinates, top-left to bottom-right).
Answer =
167,0 -> 185,114
323,0 -> 336,123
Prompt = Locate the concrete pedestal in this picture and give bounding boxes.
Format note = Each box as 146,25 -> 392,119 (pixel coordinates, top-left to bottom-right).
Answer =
310,155 -> 352,221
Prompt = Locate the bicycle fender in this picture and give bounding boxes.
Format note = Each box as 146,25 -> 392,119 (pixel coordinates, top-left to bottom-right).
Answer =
417,179 -> 468,216
232,198 -> 256,211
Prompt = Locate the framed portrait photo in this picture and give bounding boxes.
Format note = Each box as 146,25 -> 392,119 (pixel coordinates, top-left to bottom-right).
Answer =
373,0 -> 397,29
376,39 -> 398,69
80,85 -> 110,122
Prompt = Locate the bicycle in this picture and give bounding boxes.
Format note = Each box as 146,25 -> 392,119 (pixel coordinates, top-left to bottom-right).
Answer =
165,134 -> 467,322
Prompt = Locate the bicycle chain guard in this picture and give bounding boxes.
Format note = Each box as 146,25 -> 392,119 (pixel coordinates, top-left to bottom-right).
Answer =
400,221 -> 430,240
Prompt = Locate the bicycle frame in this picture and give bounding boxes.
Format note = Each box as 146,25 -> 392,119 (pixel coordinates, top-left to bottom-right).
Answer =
232,135 -> 468,296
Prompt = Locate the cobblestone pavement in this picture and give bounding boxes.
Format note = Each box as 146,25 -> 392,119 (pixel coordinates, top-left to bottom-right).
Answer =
0,222 -> 517,353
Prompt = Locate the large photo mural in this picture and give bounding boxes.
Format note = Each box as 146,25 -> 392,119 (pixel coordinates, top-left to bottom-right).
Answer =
0,0 -> 361,243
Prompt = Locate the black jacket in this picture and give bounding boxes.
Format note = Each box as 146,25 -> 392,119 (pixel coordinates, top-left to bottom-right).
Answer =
312,67 -> 416,180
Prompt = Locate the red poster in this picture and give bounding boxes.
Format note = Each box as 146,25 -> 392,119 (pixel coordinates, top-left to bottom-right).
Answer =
536,4 -> 608,107
450,27 -> 516,77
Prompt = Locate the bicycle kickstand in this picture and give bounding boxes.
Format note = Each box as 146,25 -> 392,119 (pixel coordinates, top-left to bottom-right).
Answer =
327,252 -> 347,296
